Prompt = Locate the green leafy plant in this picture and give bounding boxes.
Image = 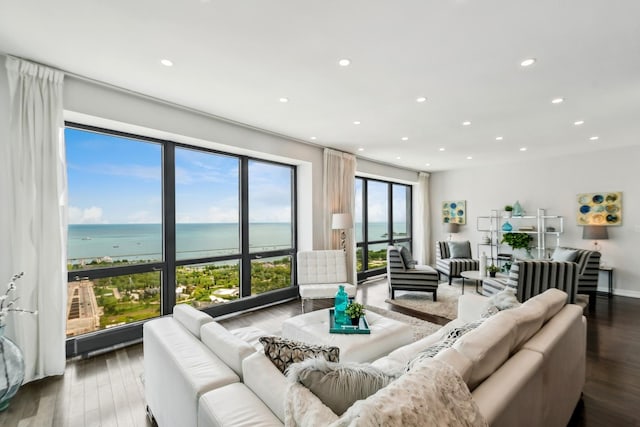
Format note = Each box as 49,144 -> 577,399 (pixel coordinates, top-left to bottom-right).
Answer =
501,232 -> 533,250
345,302 -> 365,319
487,264 -> 500,273
504,205 -> 513,212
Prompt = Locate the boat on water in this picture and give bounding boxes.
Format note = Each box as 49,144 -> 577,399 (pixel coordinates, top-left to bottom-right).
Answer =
81,236 -> 92,240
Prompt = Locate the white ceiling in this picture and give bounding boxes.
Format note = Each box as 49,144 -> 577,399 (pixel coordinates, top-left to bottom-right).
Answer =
1,0 -> 639,171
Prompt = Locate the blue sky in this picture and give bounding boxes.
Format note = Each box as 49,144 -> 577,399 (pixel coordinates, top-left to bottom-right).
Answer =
66,128 -> 292,224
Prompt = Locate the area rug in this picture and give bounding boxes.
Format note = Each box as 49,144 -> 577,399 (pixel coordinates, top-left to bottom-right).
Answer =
365,305 -> 442,341
385,282 -> 479,321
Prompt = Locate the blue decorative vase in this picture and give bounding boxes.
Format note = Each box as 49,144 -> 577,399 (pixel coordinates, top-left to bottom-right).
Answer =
513,201 -> 523,216
0,325 -> 25,412
334,285 -> 348,325
502,221 -> 513,232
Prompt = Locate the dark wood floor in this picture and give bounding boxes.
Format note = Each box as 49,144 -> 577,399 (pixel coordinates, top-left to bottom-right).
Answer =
1,277 -> 638,426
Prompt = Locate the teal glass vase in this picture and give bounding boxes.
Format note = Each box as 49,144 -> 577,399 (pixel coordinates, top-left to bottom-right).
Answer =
334,285 -> 348,325
0,325 -> 25,412
502,221 -> 513,232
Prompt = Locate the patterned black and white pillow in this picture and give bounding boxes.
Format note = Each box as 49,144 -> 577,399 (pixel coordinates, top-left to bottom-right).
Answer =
259,336 -> 340,373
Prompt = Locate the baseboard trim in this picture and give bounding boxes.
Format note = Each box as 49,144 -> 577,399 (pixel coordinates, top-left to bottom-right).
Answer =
611,289 -> 640,299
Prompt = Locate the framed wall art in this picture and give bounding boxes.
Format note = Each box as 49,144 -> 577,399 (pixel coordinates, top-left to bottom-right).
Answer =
576,192 -> 622,226
442,200 -> 466,224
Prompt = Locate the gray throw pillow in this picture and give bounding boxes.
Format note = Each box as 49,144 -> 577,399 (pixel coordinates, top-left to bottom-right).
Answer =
447,241 -> 471,259
399,246 -> 417,269
286,358 -> 397,416
259,336 -> 340,373
551,247 -> 579,262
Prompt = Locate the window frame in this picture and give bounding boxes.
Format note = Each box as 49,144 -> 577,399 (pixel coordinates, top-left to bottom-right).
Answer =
64,122 -> 298,357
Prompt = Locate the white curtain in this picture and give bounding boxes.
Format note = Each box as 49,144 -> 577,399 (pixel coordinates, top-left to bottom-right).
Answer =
2,57 -> 67,382
323,149 -> 356,284
413,172 -> 431,265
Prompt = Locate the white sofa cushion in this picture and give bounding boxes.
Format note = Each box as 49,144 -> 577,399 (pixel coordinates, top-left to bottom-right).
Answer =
173,303 -> 214,339
526,288 -> 567,322
242,352 -> 288,422
200,322 -> 257,379
199,382 -> 283,427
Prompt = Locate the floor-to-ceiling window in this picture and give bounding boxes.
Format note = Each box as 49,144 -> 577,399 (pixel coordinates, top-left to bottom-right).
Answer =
355,177 -> 412,281
65,123 -> 297,356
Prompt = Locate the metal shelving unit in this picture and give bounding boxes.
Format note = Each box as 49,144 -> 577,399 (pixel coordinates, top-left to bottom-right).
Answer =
477,208 -> 564,263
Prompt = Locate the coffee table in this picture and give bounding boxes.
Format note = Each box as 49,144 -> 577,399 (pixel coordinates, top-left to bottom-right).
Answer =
281,308 -> 413,363
461,270 -> 507,294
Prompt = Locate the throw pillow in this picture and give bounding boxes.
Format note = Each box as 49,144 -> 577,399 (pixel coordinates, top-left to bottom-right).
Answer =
286,357 -> 397,416
399,246 -> 417,269
405,318 -> 485,372
551,247 -> 579,263
447,241 -> 472,259
482,286 -> 521,318
259,336 -> 340,373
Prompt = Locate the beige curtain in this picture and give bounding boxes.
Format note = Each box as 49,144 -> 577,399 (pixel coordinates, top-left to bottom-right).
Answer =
413,172 -> 431,265
323,149 -> 356,284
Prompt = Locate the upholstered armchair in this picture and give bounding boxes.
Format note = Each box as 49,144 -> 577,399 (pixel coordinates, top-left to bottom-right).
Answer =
297,250 -> 357,312
435,241 -> 479,286
554,247 -> 601,308
482,260 -> 579,303
386,246 -> 439,300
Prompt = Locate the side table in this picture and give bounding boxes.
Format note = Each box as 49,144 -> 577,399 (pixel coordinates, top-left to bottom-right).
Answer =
599,266 -> 613,297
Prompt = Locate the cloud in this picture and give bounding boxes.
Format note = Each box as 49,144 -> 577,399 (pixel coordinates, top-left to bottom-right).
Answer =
68,206 -> 108,224
127,210 -> 161,224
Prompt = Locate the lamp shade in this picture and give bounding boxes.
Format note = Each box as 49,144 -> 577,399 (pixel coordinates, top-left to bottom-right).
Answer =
582,225 -> 609,240
443,222 -> 460,233
331,213 -> 353,230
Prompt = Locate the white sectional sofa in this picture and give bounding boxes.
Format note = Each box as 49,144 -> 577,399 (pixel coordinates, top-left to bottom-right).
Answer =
144,288 -> 586,427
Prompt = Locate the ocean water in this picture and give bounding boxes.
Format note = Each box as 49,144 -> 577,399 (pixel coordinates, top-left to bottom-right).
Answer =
68,222 -> 408,263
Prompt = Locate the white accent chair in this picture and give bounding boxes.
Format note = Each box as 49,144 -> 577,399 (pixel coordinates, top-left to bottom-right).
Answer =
297,250 -> 356,312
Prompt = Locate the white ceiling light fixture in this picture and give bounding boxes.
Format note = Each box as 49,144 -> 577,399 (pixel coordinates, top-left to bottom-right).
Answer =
425,163 -> 431,167
551,97 -> 564,104
462,121 -> 471,126
520,58 -> 536,67
439,147 -> 445,152
496,136 -> 504,141
466,156 -> 473,160
160,59 -> 173,67
279,97 -> 289,103
401,137 -> 409,141
520,147 -> 528,151
574,120 -> 585,126
590,136 -> 600,141
416,96 -> 427,103
358,147 -> 364,151
310,136 -> 317,140
353,121 -> 361,125
396,156 -> 401,160
338,58 -> 351,67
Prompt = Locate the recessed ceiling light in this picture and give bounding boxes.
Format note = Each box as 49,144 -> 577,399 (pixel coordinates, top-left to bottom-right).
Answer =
358,147 -> 364,151
396,156 -> 401,160
416,96 -> 427,103
520,58 -> 536,67
466,156 -> 473,160
495,136 -> 504,141
462,121 -> 471,126
353,121 -> 361,125
425,163 -> 431,167
574,120 -> 585,126
401,137 -> 409,141
520,147 -> 528,151
551,97 -> 564,104
590,136 -> 599,141
439,147 -> 445,152
160,59 -> 173,67
279,97 -> 289,103
310,136 -> 317,140
338,59 -> 351,67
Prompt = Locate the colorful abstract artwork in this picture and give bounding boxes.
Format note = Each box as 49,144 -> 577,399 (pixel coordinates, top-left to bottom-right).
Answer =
442,200 -> 466,224
577,192 -> 622,226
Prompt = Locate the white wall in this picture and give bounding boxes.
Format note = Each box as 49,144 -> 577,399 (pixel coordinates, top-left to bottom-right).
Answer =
430,146 -> 640,297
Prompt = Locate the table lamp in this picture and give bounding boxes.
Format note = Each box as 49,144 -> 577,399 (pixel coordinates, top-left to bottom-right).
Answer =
332,213 -> 353,251
444,222 -> 459,241
582,225 -> 608,252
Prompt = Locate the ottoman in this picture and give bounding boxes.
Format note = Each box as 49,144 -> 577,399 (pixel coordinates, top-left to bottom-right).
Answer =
281,308 -> 413,363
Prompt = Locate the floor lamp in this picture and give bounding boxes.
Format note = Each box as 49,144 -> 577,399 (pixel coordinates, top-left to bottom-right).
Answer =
332,213 -> 353,251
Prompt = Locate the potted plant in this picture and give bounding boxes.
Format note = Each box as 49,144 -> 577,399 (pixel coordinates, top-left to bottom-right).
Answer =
501,232 -> 534,258
487,264 -> 500,278
345,302 -> 365,326
503,205 -> 513,218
